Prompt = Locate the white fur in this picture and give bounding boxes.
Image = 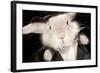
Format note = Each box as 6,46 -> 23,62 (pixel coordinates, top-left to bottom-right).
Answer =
23,13 -> 89,61
79,34 -> 89,45
60,42 -> 78,60
43,49 -> 52,61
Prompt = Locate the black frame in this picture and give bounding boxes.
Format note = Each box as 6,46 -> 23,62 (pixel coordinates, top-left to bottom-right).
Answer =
11,1 -> 98,72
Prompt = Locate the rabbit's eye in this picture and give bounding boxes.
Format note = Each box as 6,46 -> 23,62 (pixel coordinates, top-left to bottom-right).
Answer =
67,21 -> 69,25
49,25 -> 52,29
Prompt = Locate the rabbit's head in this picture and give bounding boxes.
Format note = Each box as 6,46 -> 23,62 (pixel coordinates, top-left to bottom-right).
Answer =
23,13 -> 89,52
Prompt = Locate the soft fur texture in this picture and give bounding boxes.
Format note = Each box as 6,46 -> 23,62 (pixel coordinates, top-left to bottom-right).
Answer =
43,49 -> 52,61
23,13 -> 89,61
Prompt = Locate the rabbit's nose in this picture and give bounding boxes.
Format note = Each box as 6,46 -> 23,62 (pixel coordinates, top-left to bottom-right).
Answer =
59,36 -> 64,40
58,32 -> 65,40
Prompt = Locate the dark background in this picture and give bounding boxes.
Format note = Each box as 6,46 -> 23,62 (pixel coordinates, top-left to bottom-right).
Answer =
22,10 -> 91,63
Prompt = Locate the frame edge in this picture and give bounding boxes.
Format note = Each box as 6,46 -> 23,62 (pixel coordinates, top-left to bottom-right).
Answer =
10,1 -> 98,72
11,1 -> 17,72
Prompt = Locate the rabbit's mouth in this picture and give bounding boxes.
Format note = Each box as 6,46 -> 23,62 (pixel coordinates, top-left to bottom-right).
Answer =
57,46 -> 70,53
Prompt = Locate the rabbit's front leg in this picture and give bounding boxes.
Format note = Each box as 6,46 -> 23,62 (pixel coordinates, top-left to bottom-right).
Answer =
43,49 -> 53,61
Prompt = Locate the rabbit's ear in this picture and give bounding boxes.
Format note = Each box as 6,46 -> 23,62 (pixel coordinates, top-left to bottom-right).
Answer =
23,23 -> 49,34
67,13 -> 76,20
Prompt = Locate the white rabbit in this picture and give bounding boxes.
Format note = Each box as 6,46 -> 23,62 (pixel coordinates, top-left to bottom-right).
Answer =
23,13 -> 89,61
